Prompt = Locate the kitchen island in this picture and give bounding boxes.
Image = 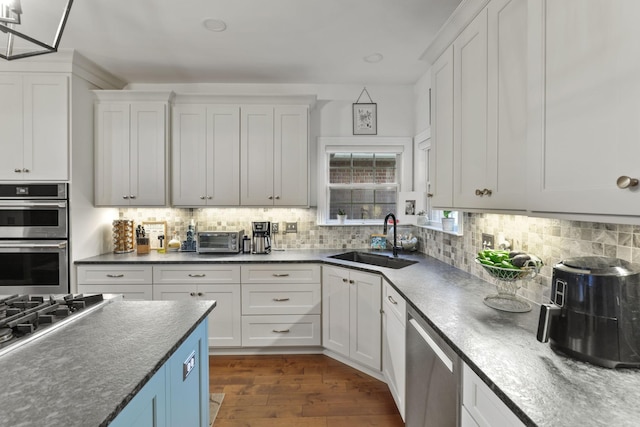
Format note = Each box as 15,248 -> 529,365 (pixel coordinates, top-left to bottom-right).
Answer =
0,299 -> 215,427
75,250 -> 640,427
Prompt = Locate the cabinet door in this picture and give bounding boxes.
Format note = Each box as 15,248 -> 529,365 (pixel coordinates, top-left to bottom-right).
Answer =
172,105 -> 208,206
206,106 -> 240,205
430,45 -> 455,208
0,75 -> 23,179
382,281 -> 406,419
200,285 -> 242,347
485,0 -> 527,210
109,365 -> 167,427
322,266 -> 351,357
528,0 -> 640,215
453,9 -> 489,208
240,106 -> 274,205
23,74 -> 69,181
130,103 -> 167,206
95,103 -> 131,206
349,270 -> 382,370
274,106 -> 308,206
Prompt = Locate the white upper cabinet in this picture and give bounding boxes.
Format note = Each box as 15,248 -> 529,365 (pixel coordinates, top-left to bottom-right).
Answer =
171,105 -> 240,206
430,45 -> 455,208
528,0 -> 640,216
241,105 -> 309,206
0,74 -> 68,181
94,92 -> 171,206
452,0 -> 527,211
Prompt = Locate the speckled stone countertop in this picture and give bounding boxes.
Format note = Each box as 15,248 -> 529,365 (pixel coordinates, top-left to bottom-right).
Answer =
75,250 -> 640,426
0,299 -> 215,427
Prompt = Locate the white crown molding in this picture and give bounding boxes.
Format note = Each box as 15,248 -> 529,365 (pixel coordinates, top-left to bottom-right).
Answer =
419,0 -> 490,65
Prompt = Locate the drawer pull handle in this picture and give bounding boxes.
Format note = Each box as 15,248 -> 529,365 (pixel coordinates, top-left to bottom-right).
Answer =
188,274 -> 206,277
106,274 -> 124,278
273,329 -> 290,333
387,295 -> 398,305
272,273 -> 290,277
273,298 -> 290,302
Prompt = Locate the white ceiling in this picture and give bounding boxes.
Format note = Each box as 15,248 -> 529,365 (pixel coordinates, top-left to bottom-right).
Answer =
56,0 -> 462,85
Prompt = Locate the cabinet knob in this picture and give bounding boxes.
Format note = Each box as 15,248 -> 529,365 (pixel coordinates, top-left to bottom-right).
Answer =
23,168 -> 29,173
197,292 -> 203,297
275,196 -> 280,200
427,193 -> 433,198
129,195 -> 136,199
14,168 -> 22,173
268,196 -> 273,200
207,196 -> 212,199
342,278 -> 349,283
617,175 -> 639,189
475,188 -> 492,196
349,279 -> 355,284
122,195 -> 129,199
190,292 -> 196,297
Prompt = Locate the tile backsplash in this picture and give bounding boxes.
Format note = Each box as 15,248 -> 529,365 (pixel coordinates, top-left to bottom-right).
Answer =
118,208 -> 640,305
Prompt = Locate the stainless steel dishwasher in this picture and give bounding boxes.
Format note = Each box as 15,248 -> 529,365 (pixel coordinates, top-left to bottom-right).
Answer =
406,306 -> 461,427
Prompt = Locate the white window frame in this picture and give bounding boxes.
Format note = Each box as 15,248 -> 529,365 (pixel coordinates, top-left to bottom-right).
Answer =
317,137 -> 413,225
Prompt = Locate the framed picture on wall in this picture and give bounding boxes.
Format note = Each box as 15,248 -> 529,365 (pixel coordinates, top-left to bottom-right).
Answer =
352,103 -> 377,135
397,192 -> 426,225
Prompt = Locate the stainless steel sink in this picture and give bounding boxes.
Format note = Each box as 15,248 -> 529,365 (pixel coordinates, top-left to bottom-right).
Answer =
329,251 -> 418,269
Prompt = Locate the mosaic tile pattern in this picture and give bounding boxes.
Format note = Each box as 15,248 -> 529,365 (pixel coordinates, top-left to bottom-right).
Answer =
118,208 -> 640,305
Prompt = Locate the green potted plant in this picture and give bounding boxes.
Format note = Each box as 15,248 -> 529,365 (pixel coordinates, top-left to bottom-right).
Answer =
442,210 -> 455,231
337,208 -> 347,224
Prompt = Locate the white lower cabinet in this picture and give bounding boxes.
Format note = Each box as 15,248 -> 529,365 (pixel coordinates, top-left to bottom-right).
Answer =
322,265 -> 382,371
152,265 -> 241,348
240,264 -> 321,347
382,280 -> 406,420
462,363 -> 525,427
77,265 -> 153,300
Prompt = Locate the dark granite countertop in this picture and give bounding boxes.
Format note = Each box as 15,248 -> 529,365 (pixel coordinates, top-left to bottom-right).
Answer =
0,299 -> 216,427
75,249 -> 640,426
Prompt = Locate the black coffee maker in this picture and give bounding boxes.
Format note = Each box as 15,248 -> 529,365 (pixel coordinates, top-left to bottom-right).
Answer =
252,222 -> 271,254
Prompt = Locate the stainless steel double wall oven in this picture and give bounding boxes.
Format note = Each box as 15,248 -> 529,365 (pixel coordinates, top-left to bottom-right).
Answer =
0,183 -> 69,294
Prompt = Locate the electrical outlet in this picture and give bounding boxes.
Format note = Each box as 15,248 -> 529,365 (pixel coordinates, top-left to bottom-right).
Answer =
285,222 -> 298,233
482,233 -> 494,249
271,222 -> 279,234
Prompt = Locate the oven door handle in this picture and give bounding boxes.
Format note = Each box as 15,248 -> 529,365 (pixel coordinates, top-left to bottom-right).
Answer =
0,241 -> 67,249
0,201 -> 67,208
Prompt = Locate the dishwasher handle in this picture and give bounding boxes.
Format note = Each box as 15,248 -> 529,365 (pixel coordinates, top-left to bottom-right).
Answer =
409,318 -> 453,373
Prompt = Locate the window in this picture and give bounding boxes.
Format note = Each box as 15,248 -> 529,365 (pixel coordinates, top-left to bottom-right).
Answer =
317,137 -> 413,225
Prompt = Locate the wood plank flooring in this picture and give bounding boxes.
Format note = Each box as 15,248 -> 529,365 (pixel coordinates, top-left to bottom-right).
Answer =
210,354 -> 405,427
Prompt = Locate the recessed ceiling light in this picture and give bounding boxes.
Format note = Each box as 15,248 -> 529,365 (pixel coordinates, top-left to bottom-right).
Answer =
203,18 -> 227,32
364,53 -> 384,63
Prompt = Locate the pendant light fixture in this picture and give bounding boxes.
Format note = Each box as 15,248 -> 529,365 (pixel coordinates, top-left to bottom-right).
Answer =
0,0 -> 73,60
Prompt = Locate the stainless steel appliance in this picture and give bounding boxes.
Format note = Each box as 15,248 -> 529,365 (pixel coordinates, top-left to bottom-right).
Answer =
0,293 -> 111,357
197,230 -> 244,254
537,256 -> 640,368
0,183 -> 69,294
252,221 -> 271,254
406,306 -> 460,427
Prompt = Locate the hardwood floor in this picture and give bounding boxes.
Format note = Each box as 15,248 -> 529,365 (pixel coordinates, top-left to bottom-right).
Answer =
209,354 -> 404,427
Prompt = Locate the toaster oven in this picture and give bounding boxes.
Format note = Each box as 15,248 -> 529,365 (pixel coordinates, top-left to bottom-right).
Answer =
197,230 -> 244,254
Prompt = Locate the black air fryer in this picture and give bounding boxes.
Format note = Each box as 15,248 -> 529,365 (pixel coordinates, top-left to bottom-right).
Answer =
537,256 -> 640,368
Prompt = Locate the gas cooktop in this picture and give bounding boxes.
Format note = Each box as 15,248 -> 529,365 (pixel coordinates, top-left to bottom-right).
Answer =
0,294 -> 112,356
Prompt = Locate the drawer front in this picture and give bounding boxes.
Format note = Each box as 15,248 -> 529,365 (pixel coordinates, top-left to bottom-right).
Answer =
241,314 -> 321,347
241,283 -> 321,315
241,264 -> 320,284
383,281 -> 406,325
153,265 -> 240,284
77,265 -> 152,285
77,284 -> 152,301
